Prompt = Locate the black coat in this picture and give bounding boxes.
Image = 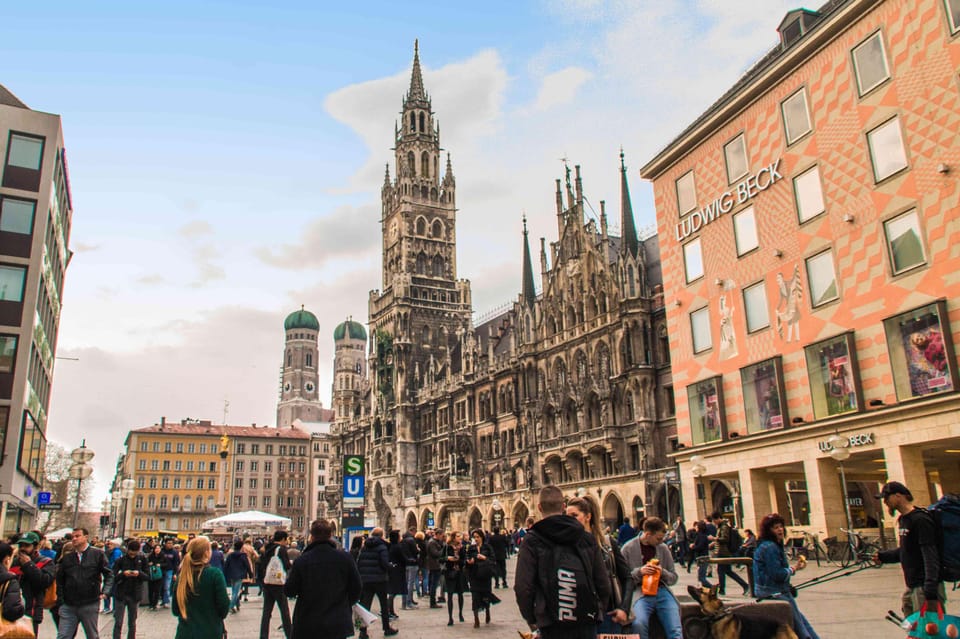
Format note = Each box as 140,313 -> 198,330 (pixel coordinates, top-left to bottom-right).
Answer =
356,536 -> 390,584
443,542 -> 467,593
112,553 -> 149,600
285,541 -> 362,639
0,570 -> 24,622
56,544 -> 114,606
13,550 -> 55,621
388,544 -> 406,594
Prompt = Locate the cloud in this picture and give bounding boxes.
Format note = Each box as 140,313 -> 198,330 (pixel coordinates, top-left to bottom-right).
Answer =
256,203 -> 380,270
73,242 -> 100,252
178,220 -> 214,238
189,244 -> 226,287
136,273 -> 165,286
324,49 -> 508,194
47,306 -> 286,498
521,67 -> 593,114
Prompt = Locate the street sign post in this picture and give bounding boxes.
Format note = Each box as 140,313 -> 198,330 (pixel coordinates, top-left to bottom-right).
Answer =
37,492 -> 51,506
38,502 -> 63,511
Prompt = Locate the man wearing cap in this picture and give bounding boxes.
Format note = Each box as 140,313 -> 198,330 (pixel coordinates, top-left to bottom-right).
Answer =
873,481 -> 946,616
13,531 -> 56,636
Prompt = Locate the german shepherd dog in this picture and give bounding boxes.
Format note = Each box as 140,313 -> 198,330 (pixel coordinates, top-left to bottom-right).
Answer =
687,585 -> 799,639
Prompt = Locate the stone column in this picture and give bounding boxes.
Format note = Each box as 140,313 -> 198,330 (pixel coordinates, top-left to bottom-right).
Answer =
739,467 -> 773,532
680,463 -> 700,523
882,445 -> 931,504
803,456 -> 847,536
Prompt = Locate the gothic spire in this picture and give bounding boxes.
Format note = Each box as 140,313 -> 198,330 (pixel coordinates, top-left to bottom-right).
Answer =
407,39 -> 426,102
443,152 -> 455,187
521,215 -> 536,307
620,148 -> 639,258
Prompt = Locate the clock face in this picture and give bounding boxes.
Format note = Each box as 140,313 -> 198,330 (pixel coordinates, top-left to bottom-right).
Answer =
283,382 -> 291,393
304,381 -> 315,393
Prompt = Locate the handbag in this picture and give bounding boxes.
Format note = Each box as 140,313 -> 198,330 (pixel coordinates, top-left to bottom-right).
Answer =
148,564 -> 163,581
0,582 -> 35,639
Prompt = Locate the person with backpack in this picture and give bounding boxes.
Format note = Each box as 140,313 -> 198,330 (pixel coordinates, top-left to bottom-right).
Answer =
708,512 -> 750,596
874,481 -> 947,617
257,530 -> 293,639
613,517 -> 682,639
13,531 -> 56,636
514,485 -> 611,639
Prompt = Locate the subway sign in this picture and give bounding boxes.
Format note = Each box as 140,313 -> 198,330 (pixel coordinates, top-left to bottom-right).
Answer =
343,455 -> 366,510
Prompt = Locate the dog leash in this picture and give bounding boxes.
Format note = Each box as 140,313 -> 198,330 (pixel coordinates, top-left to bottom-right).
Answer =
790,560 -> 880,591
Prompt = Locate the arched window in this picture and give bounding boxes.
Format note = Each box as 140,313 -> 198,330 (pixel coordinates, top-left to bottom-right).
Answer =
410,112 -> 416,132
407,151 -> 416,176
432,254 -> 445,277
628,266 -> 636,296
306,353 -> 313,367
184,495 -> 192,511
432,219 -> 443,238
415,217 -> 426,235
286,350 -> 292,367
416,252 -> 427,275
421,152 -> 430,178
419,112 -> 425,132
148,495 -> 156,508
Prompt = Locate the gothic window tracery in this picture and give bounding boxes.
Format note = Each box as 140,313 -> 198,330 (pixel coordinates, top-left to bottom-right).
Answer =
421,152 -> 430,178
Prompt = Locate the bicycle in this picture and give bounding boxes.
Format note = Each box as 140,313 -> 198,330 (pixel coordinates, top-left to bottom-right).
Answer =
837,527 -> 882,568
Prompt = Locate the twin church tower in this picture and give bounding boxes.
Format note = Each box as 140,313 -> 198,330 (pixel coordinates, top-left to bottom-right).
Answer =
278,42 -> 675,534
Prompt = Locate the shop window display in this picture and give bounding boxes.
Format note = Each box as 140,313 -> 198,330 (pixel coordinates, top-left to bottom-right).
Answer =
688,376 -> 724,445
884,300 -> 956,400
804,332 -> 862,419
740,358 -> 786,434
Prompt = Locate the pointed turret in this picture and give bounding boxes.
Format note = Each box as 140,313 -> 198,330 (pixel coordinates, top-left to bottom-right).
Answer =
407,39 -> 426,102
619,148 -> 639,258
521,215 -> 536,307
383,163 -> 391,187
443,153 -> 455,188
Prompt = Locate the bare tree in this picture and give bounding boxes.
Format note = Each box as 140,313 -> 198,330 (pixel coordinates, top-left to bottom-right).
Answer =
37,442 -> 93,533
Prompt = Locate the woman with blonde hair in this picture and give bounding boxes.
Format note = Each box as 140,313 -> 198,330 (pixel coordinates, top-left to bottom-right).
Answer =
172,536 -> 230,639
567,494 -> 630,634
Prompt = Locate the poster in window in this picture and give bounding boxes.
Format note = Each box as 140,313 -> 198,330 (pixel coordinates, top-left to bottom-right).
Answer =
900,314 -> 952,397
805,333 -> 861,419
689,377 -> 723,444
742,359 -> 785,433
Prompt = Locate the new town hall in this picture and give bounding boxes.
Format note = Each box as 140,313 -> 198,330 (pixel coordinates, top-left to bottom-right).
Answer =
326,44 -> 677,534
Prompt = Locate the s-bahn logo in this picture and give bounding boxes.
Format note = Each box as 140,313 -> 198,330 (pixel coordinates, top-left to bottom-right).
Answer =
344,455 -> 364,476
343,455 -> 365,508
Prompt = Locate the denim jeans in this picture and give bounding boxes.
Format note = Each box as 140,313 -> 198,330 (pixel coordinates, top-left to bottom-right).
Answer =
630,587 -> 683,639
230,578 -> 243,609
404,566 -> 419,606
58,602 -> 102,639
696,558 -> 712,587
428,569 -> 442,605
162,569 -> 174,605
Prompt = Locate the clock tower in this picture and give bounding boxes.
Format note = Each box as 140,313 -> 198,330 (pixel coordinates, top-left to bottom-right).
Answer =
277,306 -> 323,428
367,41 -> 473,518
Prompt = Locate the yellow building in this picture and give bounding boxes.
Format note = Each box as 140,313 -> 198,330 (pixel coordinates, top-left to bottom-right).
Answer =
120,419 -> 228,537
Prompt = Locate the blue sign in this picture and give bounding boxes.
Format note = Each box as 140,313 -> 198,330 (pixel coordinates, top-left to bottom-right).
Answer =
37,491 -> 50,505
343,476 -> 364,501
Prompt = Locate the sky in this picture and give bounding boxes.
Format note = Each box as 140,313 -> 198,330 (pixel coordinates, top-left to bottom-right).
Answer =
1,0 -> 796,503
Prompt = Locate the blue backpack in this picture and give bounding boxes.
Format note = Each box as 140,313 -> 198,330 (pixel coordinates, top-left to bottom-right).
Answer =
927,493 -> 960,583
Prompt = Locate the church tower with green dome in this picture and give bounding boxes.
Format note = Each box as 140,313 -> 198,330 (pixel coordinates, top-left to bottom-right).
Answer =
332,317 -> 367,429
277,306 -> 323,428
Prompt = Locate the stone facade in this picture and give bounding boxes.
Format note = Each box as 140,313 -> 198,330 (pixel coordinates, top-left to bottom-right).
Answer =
333,44 -> 677,534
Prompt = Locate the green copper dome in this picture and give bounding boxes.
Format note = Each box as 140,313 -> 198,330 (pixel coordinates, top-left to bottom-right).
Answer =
284,308 -> 320,332
334,318 -> 367,341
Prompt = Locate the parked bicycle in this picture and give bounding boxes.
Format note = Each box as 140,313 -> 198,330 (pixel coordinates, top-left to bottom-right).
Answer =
836,527 -> 881,568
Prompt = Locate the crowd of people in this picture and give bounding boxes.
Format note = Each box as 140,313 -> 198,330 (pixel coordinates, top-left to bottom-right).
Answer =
0,478 -> 941,639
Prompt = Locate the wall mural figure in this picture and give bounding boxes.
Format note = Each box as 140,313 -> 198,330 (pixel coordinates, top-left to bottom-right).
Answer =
775,264 -> 803,342
717,290 -> 737,360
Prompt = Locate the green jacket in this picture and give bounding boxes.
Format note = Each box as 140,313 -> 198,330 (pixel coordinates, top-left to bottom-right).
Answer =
172,567 -> 230,639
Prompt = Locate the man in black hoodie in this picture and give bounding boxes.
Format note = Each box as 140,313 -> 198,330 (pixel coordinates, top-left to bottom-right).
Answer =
514,485 -> 611,639
356,528 -> 398,638
258,530 -> 293,639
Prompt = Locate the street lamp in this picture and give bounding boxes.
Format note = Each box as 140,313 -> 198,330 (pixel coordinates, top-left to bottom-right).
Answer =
68,440 -> 95,528
827,434 -> 854,537
120,478 -> 135,538
111,491 -> 121,537
690,455 -> 707,519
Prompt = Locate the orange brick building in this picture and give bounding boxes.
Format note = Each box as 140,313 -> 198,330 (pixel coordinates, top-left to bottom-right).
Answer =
640,0 -> 960,539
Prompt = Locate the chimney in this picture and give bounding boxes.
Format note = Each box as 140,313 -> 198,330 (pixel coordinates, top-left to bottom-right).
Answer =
160,416 -> 166,426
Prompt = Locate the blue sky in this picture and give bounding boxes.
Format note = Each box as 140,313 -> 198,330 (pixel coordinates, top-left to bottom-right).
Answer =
2,0 -> 795,500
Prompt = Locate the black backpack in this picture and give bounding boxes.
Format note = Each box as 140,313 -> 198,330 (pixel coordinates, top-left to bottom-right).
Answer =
727,525 -> 743,555
928,494 -> 960,583
537,537 -> 599,625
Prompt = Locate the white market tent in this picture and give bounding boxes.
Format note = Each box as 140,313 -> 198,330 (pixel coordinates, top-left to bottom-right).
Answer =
201,510 -> 291,530
45,527 -> 75,541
